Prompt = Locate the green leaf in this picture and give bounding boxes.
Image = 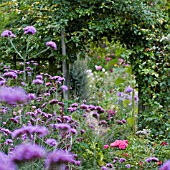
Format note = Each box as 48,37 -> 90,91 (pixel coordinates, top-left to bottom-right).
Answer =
123,99 -> 131,107
125,66 -> 132,74
115,77 -> 125,85
127,117 -> 134,127
107,58 -> 118,67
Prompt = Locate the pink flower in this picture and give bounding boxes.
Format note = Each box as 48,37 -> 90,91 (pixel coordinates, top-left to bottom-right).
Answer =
104,145 -> 109,149
110,140 -> 128,150
119,143 -> 128,149
105,57 -> 112,61
95,65 -> 102,71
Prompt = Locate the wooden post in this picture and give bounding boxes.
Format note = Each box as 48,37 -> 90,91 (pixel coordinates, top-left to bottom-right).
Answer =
61,29 -> 69,100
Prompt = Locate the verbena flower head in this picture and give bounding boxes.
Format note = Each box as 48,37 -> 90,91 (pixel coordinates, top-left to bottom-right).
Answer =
0,86 -> 28,105
45,149 -> 73,170
10,143 -> 46,163
36,75 -> 43,80
27,93 -> 36,100
0,80 -> 6,86
61,85 -> 68,92
46,138 -> 58,147
125,86 -> 133,93
145,157 -> 159,163
3,71 -> 17,79
106,163 -> 113,168
119,158 -> 126,163
53,123 -> 71,134
0,151 -> 15,170
23,26 -> 36,35
1,30 -> 16,38
33,79 -> 44,85
46,41 -> 57,50
125,164 -> 131,169
159,160 -> 170,170
12,126 -> 49,138
101,166 -> 108,170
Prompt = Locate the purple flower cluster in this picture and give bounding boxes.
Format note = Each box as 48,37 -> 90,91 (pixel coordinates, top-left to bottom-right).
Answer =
45,150 -> 73,170
12,126 -> 49,138
10,143 -> 46,163
52,123 -> 71,133
3,71 -> 17,79
23,26 -> 36,35
46,41 -> 57,50
46,138 -> 58,147
124,86 -> 133,93
0,80 -> 6,86
159,160 -> 170,170
80,104 -> 104,113
145,157 -> 159,162
0,86 -> 28,105
33,79 -> 44,85
0,151 -> 15,170
61,85 -> 68,92
1,30 -> 16,38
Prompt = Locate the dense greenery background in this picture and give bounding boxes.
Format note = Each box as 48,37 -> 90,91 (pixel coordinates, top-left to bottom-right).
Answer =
0,0 -> 169,136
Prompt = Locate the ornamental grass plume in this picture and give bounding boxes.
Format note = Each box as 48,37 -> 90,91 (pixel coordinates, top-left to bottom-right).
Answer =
45,149 -> 73,170
0,86 -> 28,105
10,143 -> 46,164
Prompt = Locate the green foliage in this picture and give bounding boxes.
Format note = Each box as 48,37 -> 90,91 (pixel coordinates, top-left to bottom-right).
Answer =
69,59 -> 91,101
0,0 -> 169,137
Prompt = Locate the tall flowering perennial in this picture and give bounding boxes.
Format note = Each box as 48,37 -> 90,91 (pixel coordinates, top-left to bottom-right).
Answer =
12,126 -> 49,138
52,123 -> 71,134
10,143 -> 46,164
0,86 -> 28,105
45,150 -> 73,170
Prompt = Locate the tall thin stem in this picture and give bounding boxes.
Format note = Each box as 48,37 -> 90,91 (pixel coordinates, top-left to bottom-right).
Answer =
8,38 -> 24,60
